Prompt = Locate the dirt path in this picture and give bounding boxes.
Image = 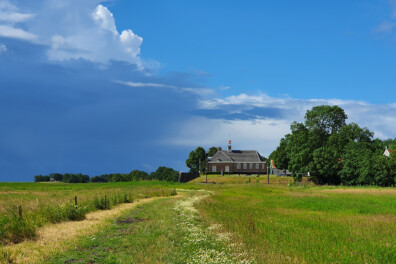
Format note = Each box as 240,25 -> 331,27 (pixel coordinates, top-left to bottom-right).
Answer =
2,195 -> 179,264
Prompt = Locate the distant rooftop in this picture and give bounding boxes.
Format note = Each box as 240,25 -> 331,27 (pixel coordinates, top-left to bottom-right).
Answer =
210,150 -> 264,163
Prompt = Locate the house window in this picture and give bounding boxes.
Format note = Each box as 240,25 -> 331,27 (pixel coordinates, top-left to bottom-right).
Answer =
225,166 -> 229,172
243,163 -> 247,169
256,163 -> 259,169
249,163 -> 253,169
262,164 -> 265,169
237,163 -> 241,169
212,166 -> 216,172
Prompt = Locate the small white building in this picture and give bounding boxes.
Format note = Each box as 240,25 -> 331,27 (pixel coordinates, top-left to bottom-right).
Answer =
383,149 -> 394,157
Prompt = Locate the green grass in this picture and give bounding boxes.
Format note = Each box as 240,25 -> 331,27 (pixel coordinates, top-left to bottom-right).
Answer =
46,190 -> 253,264
0,181 -> 178,245
46,196 -> 185,264
195,182 -> 396,263
1,177 -> 395,263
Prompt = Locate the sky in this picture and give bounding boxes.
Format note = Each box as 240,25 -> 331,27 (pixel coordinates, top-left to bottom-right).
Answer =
1,0 -> 396,181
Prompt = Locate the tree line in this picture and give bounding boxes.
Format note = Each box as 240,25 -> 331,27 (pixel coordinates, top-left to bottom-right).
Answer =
269,105 -> 396,186
34,166 -> 180,183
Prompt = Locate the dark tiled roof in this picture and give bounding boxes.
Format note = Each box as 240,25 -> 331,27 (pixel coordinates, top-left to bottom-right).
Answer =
210,150 -> 263,163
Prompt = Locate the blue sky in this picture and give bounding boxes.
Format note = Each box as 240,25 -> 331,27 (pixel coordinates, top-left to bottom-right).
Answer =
1,0 -> 396,181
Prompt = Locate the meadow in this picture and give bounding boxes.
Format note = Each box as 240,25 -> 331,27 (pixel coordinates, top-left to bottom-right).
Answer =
0,176 -> 395,263
194,176 -> 396,263
0,181 -> 177,245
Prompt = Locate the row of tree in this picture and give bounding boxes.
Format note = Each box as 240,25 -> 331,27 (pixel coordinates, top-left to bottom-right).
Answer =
269,105 -> 396,186
34,173 -> 89,183
34,167 -> 180,183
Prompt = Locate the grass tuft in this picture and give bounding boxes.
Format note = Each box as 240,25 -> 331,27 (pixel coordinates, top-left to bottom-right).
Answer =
0,248 -> 15,264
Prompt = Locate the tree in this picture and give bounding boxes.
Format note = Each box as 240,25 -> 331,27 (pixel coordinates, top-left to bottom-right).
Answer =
328,123 -> 373,156
49,173 -> 63,182
150,166 -> 179,182
372,155 -> 396,187
309,147 -> 341,185
338,142 -> 373,185
34,175 -> 50,182
269,137 -> 289,173
186,146 -> 207,173
286,122 -> 311,180
130,170 -> 149,181
305,105 -> 347,139
207,147 -> 218,157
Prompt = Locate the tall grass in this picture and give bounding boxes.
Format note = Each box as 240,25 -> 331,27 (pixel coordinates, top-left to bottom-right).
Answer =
196,184 -> 396,263
0,182 -> 177,245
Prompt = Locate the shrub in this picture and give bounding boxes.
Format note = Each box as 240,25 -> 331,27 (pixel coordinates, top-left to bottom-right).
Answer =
39,205 -> 65,224
62,203 -> 87,221
123,193 -> 133,203
4,208 -> 36,244
93,196 -> 111,210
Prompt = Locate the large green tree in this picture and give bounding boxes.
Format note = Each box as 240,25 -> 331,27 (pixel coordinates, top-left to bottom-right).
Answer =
286,122 -> 311,179
372,155 -> 395,187
309,147 -> 341,185
338,141 -> 373,185
269,137 -> 289,172
186,146 -> 207,173
207,146 -> 218,157
304,105 -> 347,137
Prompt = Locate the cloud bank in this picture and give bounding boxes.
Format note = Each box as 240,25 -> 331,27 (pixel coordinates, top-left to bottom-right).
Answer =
0,0 -> 144,65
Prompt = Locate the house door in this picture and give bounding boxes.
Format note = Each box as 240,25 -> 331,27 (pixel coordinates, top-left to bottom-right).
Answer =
225,166 -> 229,173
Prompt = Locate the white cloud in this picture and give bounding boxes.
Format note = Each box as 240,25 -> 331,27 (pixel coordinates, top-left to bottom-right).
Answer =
0,24 -> 37,41
0,43 -> 6,53
0,1 -> 36,41
92,4 -> 117,34
0,1 -> 145,66
116,80 -> 214,96
0,1 -> 34,23
373,21 -> 396,33
165,117 -> 291,157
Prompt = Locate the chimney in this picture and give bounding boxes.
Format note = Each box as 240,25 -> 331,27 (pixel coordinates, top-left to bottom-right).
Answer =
227,139 -> 232,152
218,146 -> 222,151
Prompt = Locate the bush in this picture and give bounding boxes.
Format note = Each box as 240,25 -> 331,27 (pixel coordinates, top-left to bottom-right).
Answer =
93,196 -> 111,210
150,166 -> 179,182
3,208 -> 36,244
62,203 -> 87,221
170,189 -> 178,196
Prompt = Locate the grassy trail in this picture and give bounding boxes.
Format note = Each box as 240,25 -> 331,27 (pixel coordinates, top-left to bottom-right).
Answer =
45,190 -> 253,264
1,196 -> 176,264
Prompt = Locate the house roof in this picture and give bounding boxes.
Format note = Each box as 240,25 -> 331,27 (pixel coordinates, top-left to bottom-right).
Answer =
384,149 -> 395,157
209,150 -> 264,163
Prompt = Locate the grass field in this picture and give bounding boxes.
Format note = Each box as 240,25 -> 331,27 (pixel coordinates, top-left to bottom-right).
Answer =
0,181 -> 178,245
195,179 -> 396,263
0,177 -> 395,263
